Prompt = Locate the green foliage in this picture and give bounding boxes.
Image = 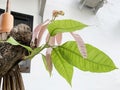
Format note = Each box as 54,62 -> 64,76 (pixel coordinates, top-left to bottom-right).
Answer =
48,19 -> 87,36
52,41 -> 117,72
7,37 -> 33,52
6,37 -> 46,60
42,54 -> 52,75
4,19 -> 117,85
42,54 -> 48,71
51,49 -> 73,85
24,46 -> 43,60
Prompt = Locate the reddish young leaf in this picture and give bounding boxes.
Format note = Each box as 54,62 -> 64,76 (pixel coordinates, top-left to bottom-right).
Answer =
70,32 -> 87,58
46,48 -> 53,75
46,33 -> 50,43
46,33 -> 55,46
49,36 -> 55,46
31,19 -> 50,47
31,23 -> 42,46
37,19 -> 50,46
55,33 -> 62,45
37,29 -> 46,46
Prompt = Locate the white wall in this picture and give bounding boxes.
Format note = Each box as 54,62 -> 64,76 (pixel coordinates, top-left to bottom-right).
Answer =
43,0 -> 120,90
0,0 -> 40,27
1,0 -> 120,90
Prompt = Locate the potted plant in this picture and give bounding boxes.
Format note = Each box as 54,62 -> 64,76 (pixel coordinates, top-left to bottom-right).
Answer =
0,9 -> 117,90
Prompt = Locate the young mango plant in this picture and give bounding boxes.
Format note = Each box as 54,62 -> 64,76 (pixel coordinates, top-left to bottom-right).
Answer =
7,10 -> 117,85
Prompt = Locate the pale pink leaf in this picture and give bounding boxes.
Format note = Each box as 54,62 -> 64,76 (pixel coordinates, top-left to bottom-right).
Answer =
71,32 -> 87,58
48,36 -> 55,46
31,19 -> 50,47
49,36 -> 55,46
46,48 -> 53,75
37,19 -> 50,46
46,33 -> 50,43
55,33 -> 62,45
31,23 -> 42,44
46,33 -> 55,46
37,28 -> 46,46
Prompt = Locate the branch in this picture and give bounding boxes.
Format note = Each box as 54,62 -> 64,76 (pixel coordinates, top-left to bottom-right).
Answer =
0,24 -> 32,77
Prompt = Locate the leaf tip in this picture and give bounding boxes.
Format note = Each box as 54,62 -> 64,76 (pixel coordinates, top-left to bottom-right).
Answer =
115,67 -> 119,69
49,72 -> 52,77
67,80 -> 72,87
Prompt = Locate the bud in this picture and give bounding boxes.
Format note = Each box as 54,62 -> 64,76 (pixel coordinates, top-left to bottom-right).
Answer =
52,10 -> 64,18
52,10 -> 59,17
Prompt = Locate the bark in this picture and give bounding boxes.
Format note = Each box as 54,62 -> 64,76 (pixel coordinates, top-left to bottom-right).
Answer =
0,24 -> 32,77
0,24 -> 32,90
2,65 -> 25,90
0,43 -> 26,77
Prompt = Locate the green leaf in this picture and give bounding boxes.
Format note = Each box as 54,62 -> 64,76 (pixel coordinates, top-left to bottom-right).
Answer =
48,19 -> 87,36
56,41 -> 117,72
7,37 -> 33,52
25,46 -> 42,60
6,37 -> 20,45
51,48 -> 73,85
20,45 -> 33,52
42,54 -> 52,76
41,54 -> 51,76
42,54 -> 48,71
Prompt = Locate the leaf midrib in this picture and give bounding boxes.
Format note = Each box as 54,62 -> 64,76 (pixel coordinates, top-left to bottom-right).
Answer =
60,46 -> 116,69
53,49 -> 72,82
50,25 -> 83,35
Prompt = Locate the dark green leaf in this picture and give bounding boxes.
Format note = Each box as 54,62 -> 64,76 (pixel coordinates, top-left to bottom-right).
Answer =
48,19 -> 87,36
56,41 -> 117,72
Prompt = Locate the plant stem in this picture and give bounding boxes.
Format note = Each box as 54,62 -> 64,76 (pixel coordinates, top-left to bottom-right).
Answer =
40,44 -> 48,51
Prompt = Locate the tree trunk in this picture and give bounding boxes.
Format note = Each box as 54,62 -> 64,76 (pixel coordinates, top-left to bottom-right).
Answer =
0,24 -> 32,90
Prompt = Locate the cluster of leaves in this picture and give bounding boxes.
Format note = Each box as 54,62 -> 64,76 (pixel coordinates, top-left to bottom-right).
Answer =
6,10 -> 117,85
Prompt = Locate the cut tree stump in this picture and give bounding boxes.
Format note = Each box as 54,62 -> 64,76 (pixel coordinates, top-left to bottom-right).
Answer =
0,24 -> 32,90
